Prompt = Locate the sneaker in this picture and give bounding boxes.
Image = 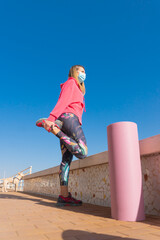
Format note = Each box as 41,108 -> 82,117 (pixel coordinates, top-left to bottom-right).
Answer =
36,118 -> 47,127
36,118 -> 63,131
56,193 -> 82,206
68,192 -> 82,205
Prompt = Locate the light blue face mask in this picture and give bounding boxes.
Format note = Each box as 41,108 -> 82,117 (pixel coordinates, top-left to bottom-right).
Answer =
78,72 -> 86,83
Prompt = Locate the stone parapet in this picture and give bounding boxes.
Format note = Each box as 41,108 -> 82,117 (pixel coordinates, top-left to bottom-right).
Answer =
23,134 -> 160,216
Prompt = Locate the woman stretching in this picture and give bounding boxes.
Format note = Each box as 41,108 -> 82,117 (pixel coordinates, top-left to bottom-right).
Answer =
36,65 -> 88,206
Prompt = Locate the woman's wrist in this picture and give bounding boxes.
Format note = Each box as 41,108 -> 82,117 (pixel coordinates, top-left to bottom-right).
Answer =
47,115 -> 56,122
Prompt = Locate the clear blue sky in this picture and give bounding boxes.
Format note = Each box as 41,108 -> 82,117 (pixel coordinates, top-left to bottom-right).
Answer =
0,0 -> 160,178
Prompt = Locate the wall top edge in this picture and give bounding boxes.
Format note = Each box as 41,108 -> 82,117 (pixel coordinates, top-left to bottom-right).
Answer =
139,134 -> 160,156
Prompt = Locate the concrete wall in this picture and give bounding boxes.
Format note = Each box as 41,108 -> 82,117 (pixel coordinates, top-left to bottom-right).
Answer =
23,134 -> 160,216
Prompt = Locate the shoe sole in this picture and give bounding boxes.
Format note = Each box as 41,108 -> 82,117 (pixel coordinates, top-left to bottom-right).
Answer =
56,202 -> 82,207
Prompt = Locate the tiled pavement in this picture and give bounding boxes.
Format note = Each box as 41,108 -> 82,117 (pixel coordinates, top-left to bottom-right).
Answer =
0,192 -> 160,240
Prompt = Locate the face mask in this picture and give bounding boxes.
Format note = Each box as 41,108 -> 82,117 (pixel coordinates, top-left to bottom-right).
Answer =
78,72 -> 86,83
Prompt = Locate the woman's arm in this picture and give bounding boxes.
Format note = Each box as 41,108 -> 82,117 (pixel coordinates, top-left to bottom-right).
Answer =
47,79 -> 76,122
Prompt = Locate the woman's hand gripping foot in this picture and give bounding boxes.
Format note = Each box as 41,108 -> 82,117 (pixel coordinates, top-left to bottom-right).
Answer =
43,120 -> 60,135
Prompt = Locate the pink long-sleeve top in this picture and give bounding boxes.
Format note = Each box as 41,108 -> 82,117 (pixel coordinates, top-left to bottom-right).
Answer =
47,77 -> 86,125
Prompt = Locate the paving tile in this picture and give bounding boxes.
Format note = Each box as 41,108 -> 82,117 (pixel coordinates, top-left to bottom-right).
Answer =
17,234 -> 48,240
0,230 -> 18,239
149,231 -> 160,237
44,231 -> 63,240
16,229 -> 44,237
34,223 -> 60,233
137,234 -> 160,240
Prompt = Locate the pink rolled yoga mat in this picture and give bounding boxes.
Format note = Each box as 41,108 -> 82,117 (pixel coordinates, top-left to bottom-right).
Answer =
107,122 -> 145,221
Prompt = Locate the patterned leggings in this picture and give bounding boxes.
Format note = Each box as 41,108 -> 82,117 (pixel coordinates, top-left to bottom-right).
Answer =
56,113 -> 88,186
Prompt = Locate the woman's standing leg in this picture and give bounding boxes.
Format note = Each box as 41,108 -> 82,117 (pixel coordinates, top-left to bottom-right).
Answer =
59,140 -> 73,197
